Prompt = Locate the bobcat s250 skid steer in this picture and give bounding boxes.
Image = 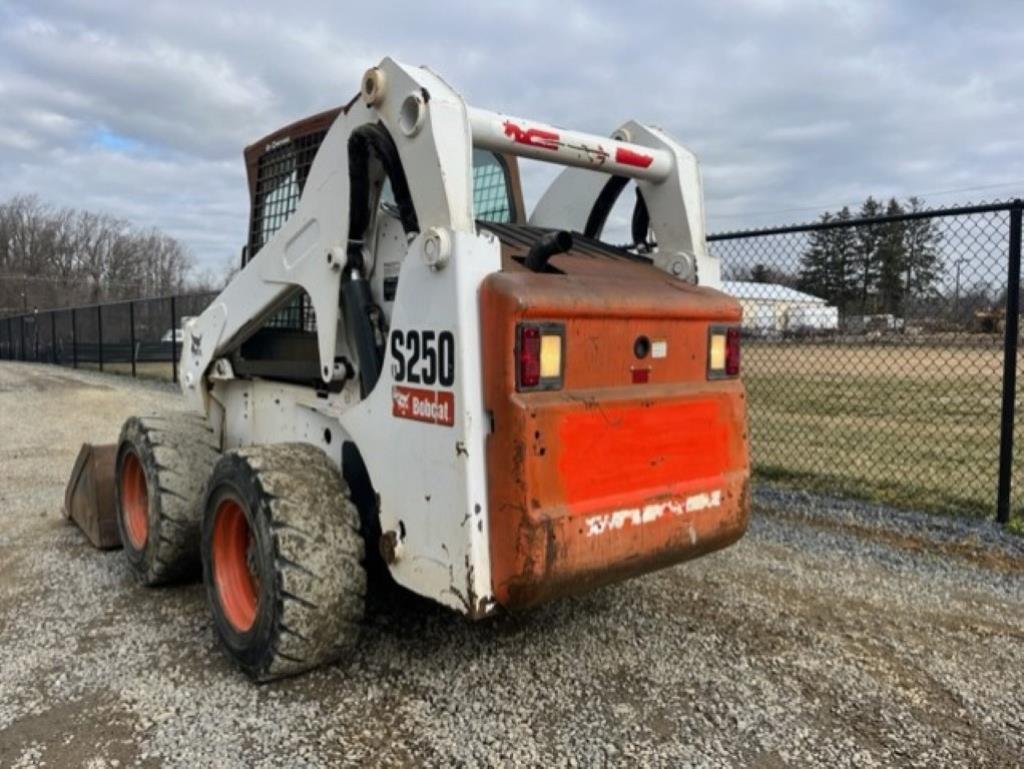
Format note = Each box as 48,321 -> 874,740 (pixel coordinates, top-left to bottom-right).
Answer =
111,58 -> 749,681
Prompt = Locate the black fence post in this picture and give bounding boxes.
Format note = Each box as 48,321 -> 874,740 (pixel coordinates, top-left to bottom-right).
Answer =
33,316 -> 39,361
996,199 -> 1023,525
19,316 -> 25,361
97,304 -> 104,372
170,295 -> 177,384
129,300 -> 137,377
71,308 -> 78,369
50,312 -> 57,364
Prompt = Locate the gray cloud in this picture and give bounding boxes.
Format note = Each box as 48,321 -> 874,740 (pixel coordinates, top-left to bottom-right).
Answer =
1,0 -> 1022,270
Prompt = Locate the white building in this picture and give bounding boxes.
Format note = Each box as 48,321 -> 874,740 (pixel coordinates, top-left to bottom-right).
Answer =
721,281 -> 839,334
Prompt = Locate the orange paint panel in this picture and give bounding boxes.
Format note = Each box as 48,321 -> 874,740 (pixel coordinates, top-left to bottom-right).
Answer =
557,399 -> 730,516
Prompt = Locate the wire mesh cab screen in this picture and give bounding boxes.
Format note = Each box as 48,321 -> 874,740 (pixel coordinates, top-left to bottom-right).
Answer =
249,131 -> 326,255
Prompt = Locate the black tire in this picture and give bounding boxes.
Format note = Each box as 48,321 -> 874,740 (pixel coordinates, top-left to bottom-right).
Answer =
200,443 -> 367,682
115,413 -> 220,585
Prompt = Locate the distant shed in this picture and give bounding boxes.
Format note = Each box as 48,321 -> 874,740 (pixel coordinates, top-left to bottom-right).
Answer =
721,281 -> 839,334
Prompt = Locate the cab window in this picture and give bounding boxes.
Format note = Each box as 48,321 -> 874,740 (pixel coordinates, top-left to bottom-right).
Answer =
379,149 -> 514,223
471,149 -> 513,223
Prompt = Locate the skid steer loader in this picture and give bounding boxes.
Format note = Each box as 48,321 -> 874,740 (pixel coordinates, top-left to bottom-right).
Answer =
111,58 -> 749,681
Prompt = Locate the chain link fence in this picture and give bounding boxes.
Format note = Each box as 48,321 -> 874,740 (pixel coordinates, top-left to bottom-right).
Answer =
2,200 -> 1022,525
708,200 -> 1023,525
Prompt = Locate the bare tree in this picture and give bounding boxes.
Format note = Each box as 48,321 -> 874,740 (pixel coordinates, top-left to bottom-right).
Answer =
0,195 -> 197,315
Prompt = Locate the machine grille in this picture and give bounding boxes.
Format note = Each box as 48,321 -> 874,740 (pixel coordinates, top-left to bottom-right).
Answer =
248,131 -> 326,332
249,131 -> 327,254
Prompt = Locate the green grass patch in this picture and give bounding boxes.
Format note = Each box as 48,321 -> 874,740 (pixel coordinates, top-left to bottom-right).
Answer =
743,342 -> 1018,523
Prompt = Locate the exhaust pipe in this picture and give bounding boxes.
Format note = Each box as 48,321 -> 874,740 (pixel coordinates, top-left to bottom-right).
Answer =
525,230 -> 573,272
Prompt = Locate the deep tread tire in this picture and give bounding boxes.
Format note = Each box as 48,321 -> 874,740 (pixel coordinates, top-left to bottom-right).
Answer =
200,443 -> 367,682
115,413 -> 220,585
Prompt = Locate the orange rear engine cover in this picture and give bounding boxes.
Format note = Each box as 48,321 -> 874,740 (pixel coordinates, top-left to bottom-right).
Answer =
481,269 -> 750,610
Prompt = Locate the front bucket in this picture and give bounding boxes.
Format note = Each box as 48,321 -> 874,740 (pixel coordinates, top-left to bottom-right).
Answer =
64,443 -> 122,549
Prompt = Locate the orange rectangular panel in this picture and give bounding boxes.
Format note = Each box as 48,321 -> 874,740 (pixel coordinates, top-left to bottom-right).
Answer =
557,399 -> 730,517
481,270 -> 751,611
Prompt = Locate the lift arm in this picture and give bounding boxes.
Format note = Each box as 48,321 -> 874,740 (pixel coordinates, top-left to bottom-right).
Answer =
179,57 -> 719,414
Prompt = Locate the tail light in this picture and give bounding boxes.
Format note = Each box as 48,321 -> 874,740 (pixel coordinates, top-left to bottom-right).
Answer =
708,325 -> 741,379
726,327 -> 740,376
517,322 -> 564,391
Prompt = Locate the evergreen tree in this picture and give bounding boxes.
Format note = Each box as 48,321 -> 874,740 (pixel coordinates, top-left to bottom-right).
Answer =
902,196 -> 943,305
876,198 -> 908,315
798,206 -> 857,309
828,206 -> 858,310
854,197 -> 884,314
798,211 -> 836,299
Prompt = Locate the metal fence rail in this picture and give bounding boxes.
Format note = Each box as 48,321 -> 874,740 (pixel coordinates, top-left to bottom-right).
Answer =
0,292 -> 218,383
2,200 -> 1022,525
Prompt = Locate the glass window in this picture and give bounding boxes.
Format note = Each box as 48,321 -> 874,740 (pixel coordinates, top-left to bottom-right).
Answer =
472,149 -> 513,223
380,149 -> 513,223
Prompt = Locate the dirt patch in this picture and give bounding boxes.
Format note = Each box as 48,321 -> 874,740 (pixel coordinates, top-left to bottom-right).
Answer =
0,693 -> 145,768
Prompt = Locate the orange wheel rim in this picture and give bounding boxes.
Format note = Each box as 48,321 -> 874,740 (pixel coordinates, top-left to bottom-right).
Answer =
121,450 -> 148,550
212,497 -> 259,633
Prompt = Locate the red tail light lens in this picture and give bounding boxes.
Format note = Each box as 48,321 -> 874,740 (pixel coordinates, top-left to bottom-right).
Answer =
518,326 -> 541,388
725,327 -> 741,376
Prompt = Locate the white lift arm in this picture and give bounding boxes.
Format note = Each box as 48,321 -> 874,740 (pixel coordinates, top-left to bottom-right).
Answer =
180,57 -> 716,412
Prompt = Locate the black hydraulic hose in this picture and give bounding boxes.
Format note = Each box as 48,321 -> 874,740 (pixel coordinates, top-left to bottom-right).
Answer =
631,187 -> 650,246
346,123 -> 419,266
342,276 -> 384,397
584,175 -> 628,239
525,230 -> 574,272
343,122 -> 418,394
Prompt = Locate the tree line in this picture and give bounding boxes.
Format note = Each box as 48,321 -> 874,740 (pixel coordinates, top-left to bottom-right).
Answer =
744,196 -> 945,317
0,195 -> 214,317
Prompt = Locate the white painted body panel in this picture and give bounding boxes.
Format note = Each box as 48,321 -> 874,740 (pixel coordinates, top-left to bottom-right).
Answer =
340,230 -> 499,614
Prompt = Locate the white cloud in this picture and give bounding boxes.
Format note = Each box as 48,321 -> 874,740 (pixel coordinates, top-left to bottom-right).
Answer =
0,0 -> 1022,269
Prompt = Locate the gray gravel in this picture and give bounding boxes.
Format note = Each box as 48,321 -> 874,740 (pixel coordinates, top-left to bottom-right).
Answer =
1,361 -> 1022,768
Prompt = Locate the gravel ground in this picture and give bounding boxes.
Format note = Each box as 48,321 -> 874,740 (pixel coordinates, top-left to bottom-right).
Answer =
0,361 -> 1022,768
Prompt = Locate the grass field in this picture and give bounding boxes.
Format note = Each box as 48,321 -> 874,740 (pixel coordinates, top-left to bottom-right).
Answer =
743,341 -> 1022,526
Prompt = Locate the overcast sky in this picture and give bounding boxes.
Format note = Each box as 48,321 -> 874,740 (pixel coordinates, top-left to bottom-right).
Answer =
2,0 -> 1022,273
